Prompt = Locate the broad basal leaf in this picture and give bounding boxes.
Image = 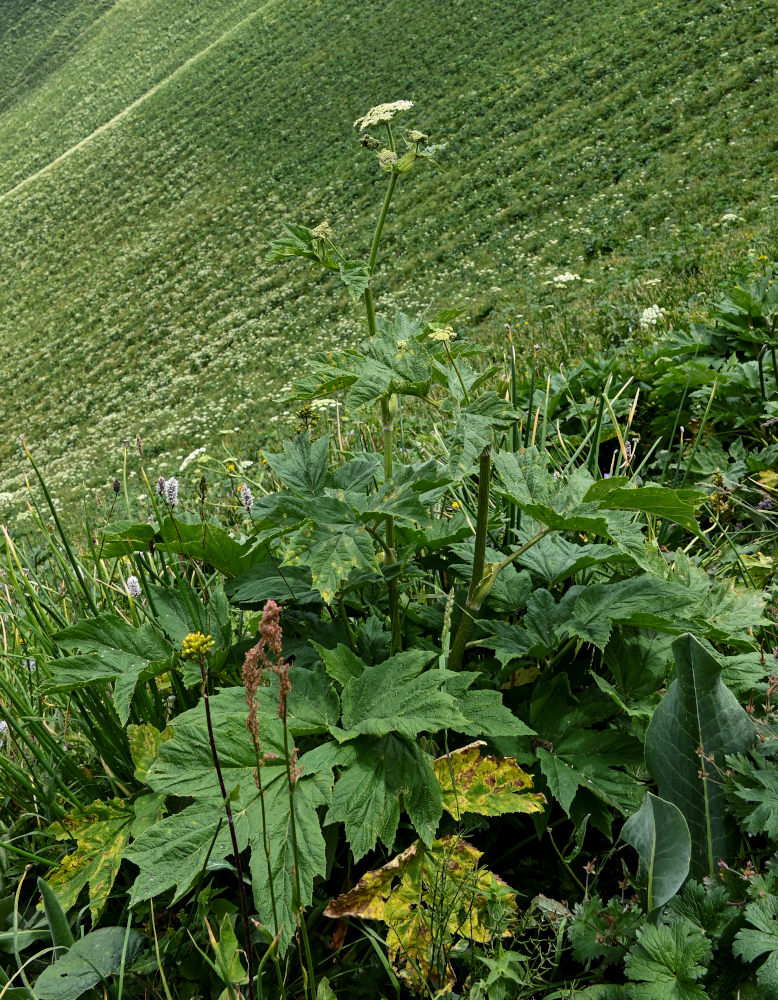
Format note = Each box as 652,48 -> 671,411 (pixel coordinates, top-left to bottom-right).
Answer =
47,799 -> 134,923
33,927 -> 144,1000
50,613 -> 173,723
621,793 -> 691,912
433,742 -> 545,819
325,734 -> 442,860
645,634 -> 755,877
584,481 -> 705,540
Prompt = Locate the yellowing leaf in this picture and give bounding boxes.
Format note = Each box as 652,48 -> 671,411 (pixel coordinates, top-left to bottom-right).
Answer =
128,722 -> 173,782
434,742 -> 546,819
47,799 -> 133,923
325,835 -> 516,994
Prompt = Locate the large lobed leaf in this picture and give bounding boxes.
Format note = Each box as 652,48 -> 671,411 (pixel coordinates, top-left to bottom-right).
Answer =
433,742 -> 545,819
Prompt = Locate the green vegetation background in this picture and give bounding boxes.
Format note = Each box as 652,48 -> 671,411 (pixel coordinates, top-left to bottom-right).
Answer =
0,0 -> 775,518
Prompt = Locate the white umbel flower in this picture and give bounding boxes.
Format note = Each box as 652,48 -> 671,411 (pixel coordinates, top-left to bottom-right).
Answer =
639,304 -> 666,329
354,100 -> 413,131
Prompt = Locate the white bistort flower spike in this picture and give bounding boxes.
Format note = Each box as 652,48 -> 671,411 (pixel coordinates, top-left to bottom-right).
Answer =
164,477 -> 179,507
126,575 -> 141,598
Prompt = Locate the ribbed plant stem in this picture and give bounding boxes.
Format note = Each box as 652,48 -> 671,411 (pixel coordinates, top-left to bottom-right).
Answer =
448,446 -> 491,671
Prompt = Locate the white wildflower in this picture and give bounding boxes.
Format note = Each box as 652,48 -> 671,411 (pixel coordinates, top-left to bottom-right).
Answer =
552,272 -> 580,284
239,482 -> 254,514
720,212 -> 740,223
0,720 -> 7,745
180,446 -> 207,471
126,575 -> 142,598
354,100 -> 413,131
164,477 -> 179,507
639,304 -> 666,329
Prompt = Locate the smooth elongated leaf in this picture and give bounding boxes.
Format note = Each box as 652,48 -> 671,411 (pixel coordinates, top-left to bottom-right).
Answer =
33,927 -> 143,1000
47,799 -> 133,923
621,793 -> 691,912
325,734 -> 441,860
433,742 -> 545,818
645,633 -> 755,877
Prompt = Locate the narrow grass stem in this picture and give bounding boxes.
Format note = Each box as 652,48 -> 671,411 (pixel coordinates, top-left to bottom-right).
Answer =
281,707 -> 316,1000
198,652 -> 256,1000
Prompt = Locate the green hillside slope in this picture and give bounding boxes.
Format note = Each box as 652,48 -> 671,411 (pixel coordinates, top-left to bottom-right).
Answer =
0,0 -> 775,520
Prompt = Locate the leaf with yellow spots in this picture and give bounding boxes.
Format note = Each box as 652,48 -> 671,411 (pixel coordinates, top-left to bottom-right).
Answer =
283,519 -> 378,603
325,835 -> 516,994
127,722 -> 174,782
434,742 -> 546,819
47,798 -> 134,923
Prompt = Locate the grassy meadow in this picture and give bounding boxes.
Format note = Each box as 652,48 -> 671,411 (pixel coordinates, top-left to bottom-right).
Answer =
0,0 -> 776,522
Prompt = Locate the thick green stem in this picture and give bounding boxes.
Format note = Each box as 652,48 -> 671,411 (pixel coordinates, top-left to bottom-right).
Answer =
363,171 -> 398,337
382,397 -> 402,653
447,446 -> 491,671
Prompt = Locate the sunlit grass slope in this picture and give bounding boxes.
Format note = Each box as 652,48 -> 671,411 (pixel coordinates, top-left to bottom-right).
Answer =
0,0 -> 776,519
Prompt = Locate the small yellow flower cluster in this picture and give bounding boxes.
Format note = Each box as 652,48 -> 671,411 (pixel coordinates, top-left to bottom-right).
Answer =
428,326 -> 456,343
181,632 -> 214,661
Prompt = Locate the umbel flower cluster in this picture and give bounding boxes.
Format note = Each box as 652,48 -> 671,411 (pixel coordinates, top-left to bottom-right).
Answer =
353,99 -> 413,131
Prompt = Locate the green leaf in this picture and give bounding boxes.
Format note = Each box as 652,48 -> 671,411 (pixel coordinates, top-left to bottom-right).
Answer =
433,742 -> 545,818
339,260 -> 370,301
265,434 -> 330,497
537,729 -> 644,816
621,793 -> 691,912
493,449 -> 611,536
96,521 -> 156,557
565,575 -> 696,650
50,613 -> 173,723
247,767 -> 329,955
123,799 -> 236,905
317,978 -> 337,1000
152,519 -> 263,577
339,650 -> 469,740
37,877 -> 74,953
733,894 -> 778,997
127,723 -> 174,783
727,752 -> 778,839
624,919 -> 712,1000
315,642 -> 365,686
584,482 -> 705,539
33,927 -> 144,1000
325,734 -> 442,859
47,799 -> 134,923
645,634 -> 755,877
265,222 -> 340,269
224,560 -> 319,607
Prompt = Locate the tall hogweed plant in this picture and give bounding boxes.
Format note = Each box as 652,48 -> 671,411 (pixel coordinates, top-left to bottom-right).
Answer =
1,102 -> 777,1000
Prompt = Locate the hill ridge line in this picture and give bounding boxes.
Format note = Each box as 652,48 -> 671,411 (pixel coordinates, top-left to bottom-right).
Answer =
0,0 -> 274,205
